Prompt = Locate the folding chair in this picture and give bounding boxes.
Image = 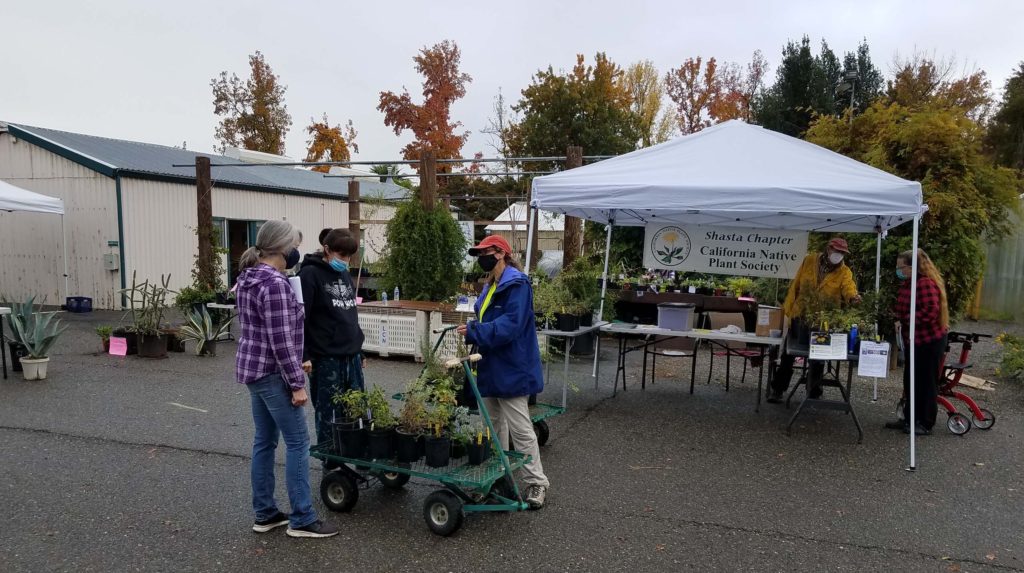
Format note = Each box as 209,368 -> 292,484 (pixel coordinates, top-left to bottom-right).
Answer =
642,335 -> 700,393
705,312 -> 764,391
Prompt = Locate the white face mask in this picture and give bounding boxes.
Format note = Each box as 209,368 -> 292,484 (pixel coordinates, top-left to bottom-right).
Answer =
828,252 -> 844,265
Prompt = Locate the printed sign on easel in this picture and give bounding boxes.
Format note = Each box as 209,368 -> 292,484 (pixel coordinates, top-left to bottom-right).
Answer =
809,331 -> 848,360
857,341 -> 891,378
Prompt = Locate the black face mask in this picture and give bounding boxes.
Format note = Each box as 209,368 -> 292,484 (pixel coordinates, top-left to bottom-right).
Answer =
478,253 -> 499,272
285,248 -> 301,269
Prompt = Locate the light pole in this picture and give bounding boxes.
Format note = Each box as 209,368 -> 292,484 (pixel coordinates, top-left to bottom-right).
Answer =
836,70 -> 859,126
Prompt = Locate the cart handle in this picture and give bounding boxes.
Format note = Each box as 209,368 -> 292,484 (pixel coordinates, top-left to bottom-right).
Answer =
432,325 -> 460,335
444,353 -> 482,369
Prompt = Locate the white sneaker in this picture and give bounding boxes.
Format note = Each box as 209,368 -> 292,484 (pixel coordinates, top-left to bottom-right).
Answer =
525,484 -> 547,509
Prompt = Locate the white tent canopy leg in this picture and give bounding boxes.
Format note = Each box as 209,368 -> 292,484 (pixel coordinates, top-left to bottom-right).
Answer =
61,214 -> 69,301
873,230 -> 882,402
524,205 -> 538,273
593,220 -> 614,378
908,214 -> 921,470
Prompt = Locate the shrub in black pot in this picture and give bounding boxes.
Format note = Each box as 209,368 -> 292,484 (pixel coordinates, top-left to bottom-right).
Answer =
395,429 -> 422,463
467,436 -> 491,466
367,426 -> 396,460
555,313 -> 579,332
425,435 -> 451,468
337,424 -> 368,459
138,333 -> 167,358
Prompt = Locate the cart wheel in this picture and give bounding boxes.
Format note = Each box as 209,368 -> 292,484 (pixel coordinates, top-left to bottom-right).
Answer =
320,470 -> 359,512
973,408 -> 996,430
533,420 -> 550,447
946,413 -> 971,436
423,490 -> 464,536
378,469 -> 411,490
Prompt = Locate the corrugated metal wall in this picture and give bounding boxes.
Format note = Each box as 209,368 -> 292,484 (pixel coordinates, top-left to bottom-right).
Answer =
980,207 -> 1024,322
121,179 -> 349,295
0,133 -> 120,308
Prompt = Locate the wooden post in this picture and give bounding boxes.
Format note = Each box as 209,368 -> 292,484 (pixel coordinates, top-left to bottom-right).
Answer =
195,156 -> 214,288
420,150 -> 437,211
348,180 -> 361,268
561,145 -> 584,269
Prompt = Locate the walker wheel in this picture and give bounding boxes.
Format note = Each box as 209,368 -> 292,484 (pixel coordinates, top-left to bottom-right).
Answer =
534,420 -> 550,447
423,490 -> 464,536
946,413 -> 971,436
320,470 -> 359,512
973,408 -> 996,430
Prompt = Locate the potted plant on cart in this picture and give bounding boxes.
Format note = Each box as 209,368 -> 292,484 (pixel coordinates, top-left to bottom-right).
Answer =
178,306 -> 230,356
396,378 -> 429,463
332,389 -> 369,458
465,421 -> 492,466
6,298 -> 68,381
95,325 -> 113,353
449,406 -> 472,459
365,386 -> 398,460
423,376 -> 459,467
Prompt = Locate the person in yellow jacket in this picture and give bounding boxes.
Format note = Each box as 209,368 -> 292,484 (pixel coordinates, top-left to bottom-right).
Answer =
767,237 -> 861,403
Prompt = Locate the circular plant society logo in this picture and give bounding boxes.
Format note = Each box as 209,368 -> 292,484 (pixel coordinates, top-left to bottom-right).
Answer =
651,226 -> 691,266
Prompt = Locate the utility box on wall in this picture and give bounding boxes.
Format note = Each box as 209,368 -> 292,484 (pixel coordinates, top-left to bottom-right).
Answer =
102,253 -> 119,271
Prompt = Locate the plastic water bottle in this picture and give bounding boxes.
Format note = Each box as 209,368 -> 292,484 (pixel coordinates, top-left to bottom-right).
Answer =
848,324 -> 859,354
382,292 -> 388,306
394,286 -> 400,303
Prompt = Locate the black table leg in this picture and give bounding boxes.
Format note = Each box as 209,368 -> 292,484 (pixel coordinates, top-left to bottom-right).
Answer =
1,317 -> 7,380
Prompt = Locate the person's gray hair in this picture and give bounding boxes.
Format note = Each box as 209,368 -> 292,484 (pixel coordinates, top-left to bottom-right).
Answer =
238,220 -> 299,271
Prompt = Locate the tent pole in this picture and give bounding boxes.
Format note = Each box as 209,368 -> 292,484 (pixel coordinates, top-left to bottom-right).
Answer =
61,214 -> 69,302
593,215 -> 614,378
873,228 -> 882,402
908,215 -> 920,471
524,206 -> 537,273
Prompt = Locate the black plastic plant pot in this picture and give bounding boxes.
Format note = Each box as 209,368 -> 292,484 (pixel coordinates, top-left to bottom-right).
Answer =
199,339 -> 217,357
112,328 -> 139,355
329,418 -> 358,455
367,427 -> 396,460
395,430 -> 421,463
555,313 -> 580,332
467,437 -> 491,466
337,426 -> 369,459
138,334 -> 167,358
416,434 -> 426,458
8,342 -> 27,372
579,311 -> 594,327
424,436 -> 451,468
451,441 -> 467,459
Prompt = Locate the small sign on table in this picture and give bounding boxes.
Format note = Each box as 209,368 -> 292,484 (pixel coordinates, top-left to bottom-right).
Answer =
857,341 -> 891,378
809,331 -> 848,360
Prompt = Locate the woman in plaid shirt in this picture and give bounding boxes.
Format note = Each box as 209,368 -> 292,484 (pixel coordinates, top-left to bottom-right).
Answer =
234,220 -> 338,539
887,249 -> 949,436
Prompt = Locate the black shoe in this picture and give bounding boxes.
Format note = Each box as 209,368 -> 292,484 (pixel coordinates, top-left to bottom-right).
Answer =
766,390 -> 784,404
903,423 -> 931,436
252,511 -> 289,533
884,420 -> 907,431
286,519 -> 339,538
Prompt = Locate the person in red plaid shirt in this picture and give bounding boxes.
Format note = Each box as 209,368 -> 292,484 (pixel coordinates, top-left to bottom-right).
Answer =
886,248 -> 949,435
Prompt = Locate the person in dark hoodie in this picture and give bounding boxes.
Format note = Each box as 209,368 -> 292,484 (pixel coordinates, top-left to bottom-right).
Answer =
456,235 -> 549,509
298,228 -> 366,448
234,219 -> 338,539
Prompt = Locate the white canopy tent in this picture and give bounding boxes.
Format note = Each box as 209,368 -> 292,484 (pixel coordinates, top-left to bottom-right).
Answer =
529,120 -> 929,469
0,180 -> 69,300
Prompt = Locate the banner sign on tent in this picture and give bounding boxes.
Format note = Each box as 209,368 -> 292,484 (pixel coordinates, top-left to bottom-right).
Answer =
642,225 -> 808,278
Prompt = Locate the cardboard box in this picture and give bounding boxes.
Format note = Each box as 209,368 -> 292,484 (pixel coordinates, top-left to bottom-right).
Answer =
755,305 -> 783,337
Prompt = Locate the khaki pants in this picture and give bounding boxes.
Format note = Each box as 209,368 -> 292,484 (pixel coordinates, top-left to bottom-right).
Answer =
481,396 -> 549,487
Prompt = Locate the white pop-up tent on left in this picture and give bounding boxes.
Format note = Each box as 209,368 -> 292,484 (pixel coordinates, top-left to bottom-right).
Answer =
0,180 -> 69,302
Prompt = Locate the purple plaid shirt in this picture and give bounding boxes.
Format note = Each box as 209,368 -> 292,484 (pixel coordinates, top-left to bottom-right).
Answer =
234,263 -> 306,390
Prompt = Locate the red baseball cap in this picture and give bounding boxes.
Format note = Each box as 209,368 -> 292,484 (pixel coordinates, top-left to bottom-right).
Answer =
828,237 -> 850,253
468,235 -> 512,256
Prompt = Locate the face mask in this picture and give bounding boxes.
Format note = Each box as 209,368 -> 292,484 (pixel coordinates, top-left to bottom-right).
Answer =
478,253 -> 499,272
285,248 -> 301,269
330,258 -> 349,273
896,267 -> 907,280
828,252 -> 844,265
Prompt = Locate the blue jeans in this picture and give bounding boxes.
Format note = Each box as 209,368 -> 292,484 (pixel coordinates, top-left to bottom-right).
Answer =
311,355 -> 365,446
248,373 -> 317,528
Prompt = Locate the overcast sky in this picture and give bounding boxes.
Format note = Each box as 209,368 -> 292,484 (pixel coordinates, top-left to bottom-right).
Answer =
3,1 -> 1022,168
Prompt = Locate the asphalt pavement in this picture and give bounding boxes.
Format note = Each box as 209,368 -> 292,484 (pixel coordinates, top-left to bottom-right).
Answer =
2,310 -> 1022,572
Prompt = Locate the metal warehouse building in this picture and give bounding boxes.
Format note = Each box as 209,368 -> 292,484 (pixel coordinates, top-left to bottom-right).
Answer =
0,122 -> 402,309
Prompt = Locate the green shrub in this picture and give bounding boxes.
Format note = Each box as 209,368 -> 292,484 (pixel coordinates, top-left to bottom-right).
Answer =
995,332 -> 1024,383
379,199 -> 466,301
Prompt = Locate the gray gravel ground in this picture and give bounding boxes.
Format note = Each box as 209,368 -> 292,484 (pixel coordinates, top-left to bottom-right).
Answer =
1,310 -> 1022,572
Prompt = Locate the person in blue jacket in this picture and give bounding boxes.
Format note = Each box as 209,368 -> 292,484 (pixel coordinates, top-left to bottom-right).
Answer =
457,235 -> 549,509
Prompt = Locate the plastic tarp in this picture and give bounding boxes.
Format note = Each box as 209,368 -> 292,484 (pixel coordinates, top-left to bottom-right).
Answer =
531,120 -> 922,232
0,180 -> 65,214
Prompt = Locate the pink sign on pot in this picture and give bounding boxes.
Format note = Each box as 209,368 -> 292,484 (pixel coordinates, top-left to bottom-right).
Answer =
109,337 -> 128,356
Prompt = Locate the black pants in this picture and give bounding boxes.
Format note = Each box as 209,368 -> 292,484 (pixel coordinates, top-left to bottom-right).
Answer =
771,319 -> 823,395
902,336 -> 945,430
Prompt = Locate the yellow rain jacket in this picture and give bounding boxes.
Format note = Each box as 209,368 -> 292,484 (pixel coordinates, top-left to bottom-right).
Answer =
783,253 -> 859,318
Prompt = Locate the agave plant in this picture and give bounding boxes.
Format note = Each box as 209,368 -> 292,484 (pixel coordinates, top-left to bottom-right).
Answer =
6,297 -> 68,359
178,307 -> 230,356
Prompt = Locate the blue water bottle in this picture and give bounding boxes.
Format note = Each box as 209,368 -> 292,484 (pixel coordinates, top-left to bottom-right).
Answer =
382,292 -> 388,306
848,324 -> 859,354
